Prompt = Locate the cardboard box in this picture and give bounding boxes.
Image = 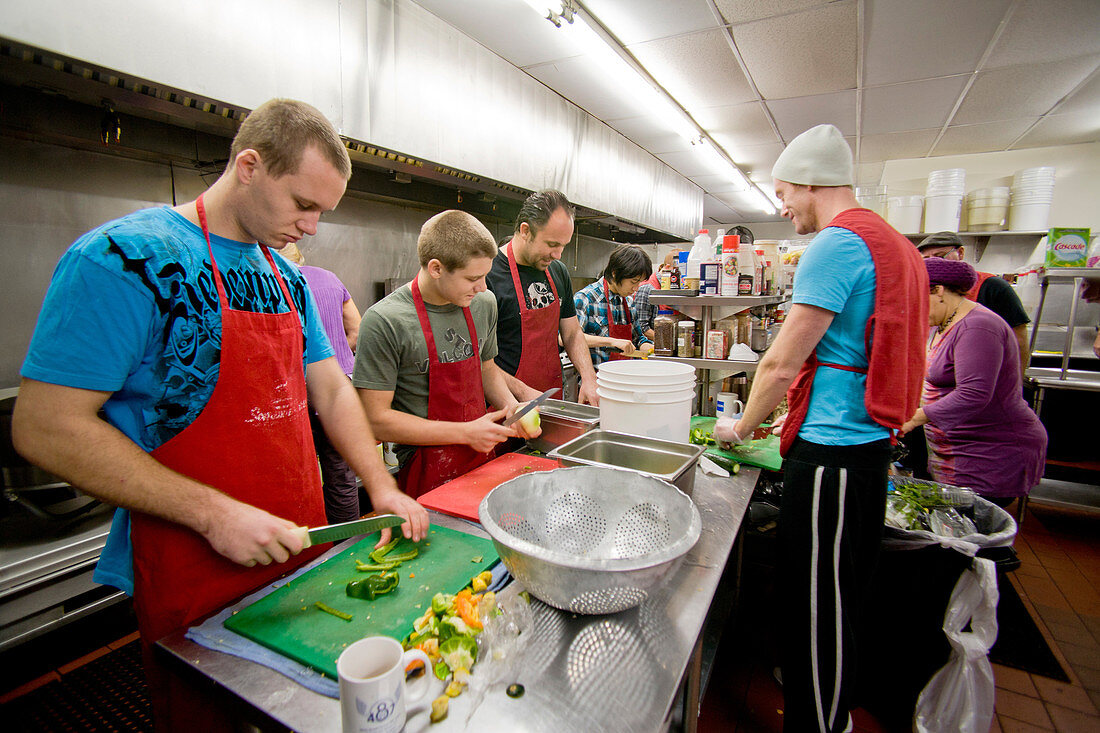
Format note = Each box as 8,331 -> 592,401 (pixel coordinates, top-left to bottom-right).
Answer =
1046,228 -> 1090,267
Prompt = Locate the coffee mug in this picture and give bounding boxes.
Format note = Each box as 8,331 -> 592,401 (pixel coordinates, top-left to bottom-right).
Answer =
716,392 -> 744,419
338,636 -> 432,733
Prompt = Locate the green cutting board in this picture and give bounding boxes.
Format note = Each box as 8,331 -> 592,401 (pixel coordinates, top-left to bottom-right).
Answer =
691,415 -> 783,471
224,525 -> 499,679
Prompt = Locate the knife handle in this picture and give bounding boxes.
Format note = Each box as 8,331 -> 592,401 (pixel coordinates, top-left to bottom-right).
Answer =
290,525 -> 312,550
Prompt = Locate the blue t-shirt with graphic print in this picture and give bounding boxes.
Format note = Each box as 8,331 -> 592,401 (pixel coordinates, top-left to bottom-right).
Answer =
790,226 -> 889,446
21,206 -> 334,593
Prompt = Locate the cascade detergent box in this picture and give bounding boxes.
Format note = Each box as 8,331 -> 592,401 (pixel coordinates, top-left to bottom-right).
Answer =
1045,228 -> 1090,267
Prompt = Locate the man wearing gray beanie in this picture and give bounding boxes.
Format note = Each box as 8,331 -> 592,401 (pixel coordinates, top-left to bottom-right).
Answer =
715,123 -> 929,732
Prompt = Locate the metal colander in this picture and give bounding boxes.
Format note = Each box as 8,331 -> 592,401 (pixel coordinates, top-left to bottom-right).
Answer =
478,466 -> 701,614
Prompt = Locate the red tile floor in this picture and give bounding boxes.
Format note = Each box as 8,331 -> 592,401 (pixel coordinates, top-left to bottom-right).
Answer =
698,497 -> 1100,732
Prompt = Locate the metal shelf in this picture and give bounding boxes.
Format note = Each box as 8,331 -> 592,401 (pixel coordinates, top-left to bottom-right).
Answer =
902,231 -> 1046,238
1037,267 -> 1100,284
647,355 -> 760,375
649,293 -> 787,321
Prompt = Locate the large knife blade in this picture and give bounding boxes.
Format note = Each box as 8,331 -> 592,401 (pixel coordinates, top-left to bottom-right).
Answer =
502,387 -> 559,427
290,514 -> 406,549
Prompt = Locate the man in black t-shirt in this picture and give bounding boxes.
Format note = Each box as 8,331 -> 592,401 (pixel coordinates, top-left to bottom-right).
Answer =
485,190 -> 599,405
917,232 -> 1031,375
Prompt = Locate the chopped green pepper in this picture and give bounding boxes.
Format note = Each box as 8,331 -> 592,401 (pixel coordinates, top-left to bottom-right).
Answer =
314,601 -> 353,621
355,559 -> 399,572
346,571 -> 400,601
368,537 -> 401,563
383,548 -> 419,564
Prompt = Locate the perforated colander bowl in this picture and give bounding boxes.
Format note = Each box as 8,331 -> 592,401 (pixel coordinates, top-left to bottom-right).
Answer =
478,466 -> 702,614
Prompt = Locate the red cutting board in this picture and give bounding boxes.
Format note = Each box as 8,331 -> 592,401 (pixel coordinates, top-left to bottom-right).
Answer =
418,453 -> 560,521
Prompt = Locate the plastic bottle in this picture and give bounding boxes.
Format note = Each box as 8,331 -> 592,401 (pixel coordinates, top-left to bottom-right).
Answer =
753,248 -> 766,295
737,240 -> 755,295
685,229 -> 710,289
720,235 -> 740,295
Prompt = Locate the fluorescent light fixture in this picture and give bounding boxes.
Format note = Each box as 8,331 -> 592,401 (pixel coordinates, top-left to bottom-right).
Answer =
521,0 -> 565,20
691,139 -> 749,191
746,188 -> 779,214
555,13 -> 697,141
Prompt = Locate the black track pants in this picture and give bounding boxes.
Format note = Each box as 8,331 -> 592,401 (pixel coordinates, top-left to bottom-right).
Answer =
778,438 -> 891,733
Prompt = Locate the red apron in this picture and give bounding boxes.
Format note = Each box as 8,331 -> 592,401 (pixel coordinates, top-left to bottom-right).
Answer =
603,278 -> 635,361
779,208 -> 928,457
965,271 -> 995,302
130,194 -> 326,644
780,352 -> 868,456
396,276 -> 491,499
506,240 -> 563,393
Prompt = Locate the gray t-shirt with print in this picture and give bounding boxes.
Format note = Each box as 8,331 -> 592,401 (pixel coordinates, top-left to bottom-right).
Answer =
353,284 -> 498,431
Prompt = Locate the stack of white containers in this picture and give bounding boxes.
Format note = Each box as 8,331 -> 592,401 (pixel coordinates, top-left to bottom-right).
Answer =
855,185 -> 888,217
923,169 -> 966,232
595,360 -> 696,443
966,187 -> 1011,231
887,195 -> 924,233
1008,167 -> 1056,231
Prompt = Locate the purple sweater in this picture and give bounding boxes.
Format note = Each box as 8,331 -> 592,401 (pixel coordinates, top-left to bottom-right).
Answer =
922,304 -> 1047,497
300,265 -> 355,375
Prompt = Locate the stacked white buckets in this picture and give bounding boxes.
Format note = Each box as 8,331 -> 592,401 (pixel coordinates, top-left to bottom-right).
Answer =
1008,167 -> 1056,231
923,169 -> 966,232
887,195 -> 924,233
596,361 -> 697,443
966,187 -> 1011,231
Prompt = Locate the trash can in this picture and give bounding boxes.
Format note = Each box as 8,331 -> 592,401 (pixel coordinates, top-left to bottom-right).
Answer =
859,491 -> 1016,732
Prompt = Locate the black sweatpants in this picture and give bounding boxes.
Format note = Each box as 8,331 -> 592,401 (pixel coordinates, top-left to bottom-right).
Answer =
779,438 -> 891,733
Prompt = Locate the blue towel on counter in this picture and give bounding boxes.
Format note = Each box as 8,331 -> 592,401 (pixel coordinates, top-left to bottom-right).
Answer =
185,549 -> 511,699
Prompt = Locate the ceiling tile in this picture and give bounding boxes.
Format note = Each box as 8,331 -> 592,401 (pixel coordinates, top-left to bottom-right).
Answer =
862,76 -> 970,135
733,2 -> 857,99
692,101 -> 779,153
720,139 -> 786,180
858,129 -> 939,162
1052,70 -> 1100,116
604,115 -> 694,154
953,54 -> 1100,124
863,0 -> 1012,86
582,0 -> 719,45
767,90 -> 857,140
414,0 -> 582,68
1012,112 -> 1100,149
713,0 -> 835,26
932,119 -> 1038,156
985,0 -> 1100,69
628,29 -> 756,110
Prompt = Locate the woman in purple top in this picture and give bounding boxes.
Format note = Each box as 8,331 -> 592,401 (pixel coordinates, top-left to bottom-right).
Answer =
284,243 -> 364,522
902,258 -> 1047,504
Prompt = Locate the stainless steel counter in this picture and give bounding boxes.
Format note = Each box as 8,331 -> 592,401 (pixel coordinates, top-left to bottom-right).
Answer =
158,466 -> 757,732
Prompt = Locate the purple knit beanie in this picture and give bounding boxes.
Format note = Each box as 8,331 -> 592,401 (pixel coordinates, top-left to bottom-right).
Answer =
925,257 -> 978,293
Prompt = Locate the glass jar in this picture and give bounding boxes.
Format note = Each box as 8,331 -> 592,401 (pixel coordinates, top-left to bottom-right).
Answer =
653,314 -> 678,356
676,320 -> 695,358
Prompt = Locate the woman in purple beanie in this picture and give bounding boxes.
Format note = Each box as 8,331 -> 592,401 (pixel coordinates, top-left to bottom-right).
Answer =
901,258 -> 1047,507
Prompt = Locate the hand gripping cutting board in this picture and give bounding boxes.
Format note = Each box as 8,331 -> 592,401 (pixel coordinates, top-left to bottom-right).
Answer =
417,452 -> 560,522
223,524 -> 498,679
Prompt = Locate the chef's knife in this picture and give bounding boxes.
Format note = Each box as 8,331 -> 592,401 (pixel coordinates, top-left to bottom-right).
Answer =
290,513 -> 406,549
502,387 -> 559,427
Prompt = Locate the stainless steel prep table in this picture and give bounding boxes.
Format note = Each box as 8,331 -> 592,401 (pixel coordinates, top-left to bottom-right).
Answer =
157,466 -> 758,732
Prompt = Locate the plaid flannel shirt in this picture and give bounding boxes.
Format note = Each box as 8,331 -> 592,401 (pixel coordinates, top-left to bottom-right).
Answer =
573,278 -> 652,365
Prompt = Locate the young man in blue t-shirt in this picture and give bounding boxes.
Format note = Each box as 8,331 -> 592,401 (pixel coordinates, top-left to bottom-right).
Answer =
14,98 -> 428,728
716,125 -> 926,733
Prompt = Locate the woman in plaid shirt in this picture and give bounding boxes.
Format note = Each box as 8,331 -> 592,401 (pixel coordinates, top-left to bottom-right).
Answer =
573,245 -> 654,364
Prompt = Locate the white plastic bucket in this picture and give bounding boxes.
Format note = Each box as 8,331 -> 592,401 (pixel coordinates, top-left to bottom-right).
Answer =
597,389 -> 695,443
596,360 -> 695,380
1008,202 -> 1052,231
887,196 -> 924,233
596,373 -> 696,391
923,194 -> 963,232
596,384 -> 695,403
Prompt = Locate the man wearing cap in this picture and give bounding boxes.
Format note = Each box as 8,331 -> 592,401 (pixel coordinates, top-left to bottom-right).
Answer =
714,124 -> 928,732
917,231 -> 1031,376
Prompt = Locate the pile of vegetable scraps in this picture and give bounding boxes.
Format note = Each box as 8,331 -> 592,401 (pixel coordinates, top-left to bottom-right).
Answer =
404,570 -> 497,724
